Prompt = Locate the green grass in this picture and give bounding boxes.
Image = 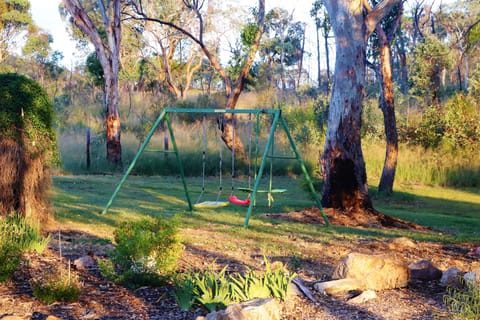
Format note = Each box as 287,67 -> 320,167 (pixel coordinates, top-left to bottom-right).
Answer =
52,174 -> 480,248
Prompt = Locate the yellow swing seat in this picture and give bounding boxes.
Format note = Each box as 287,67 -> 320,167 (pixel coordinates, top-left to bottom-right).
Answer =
194,201 -> 229,209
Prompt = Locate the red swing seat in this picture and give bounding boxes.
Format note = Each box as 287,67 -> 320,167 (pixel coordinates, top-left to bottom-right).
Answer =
228,195 -> 251,206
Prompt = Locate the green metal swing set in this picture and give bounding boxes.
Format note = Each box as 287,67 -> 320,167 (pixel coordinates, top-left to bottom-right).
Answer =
101,108 -> 329,228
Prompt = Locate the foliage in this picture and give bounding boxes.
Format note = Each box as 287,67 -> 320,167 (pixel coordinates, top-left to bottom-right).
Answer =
31,271 -> 80,304
443,280 -> 480,320
0,214 -> 51,282
0,73 -> 58,159
192,265 -> 232,312
442,93 -> 480,152
108,216 -> 183,288
172,272 -> 197,311
408,35 -> 454,102
172,258 -> 296,312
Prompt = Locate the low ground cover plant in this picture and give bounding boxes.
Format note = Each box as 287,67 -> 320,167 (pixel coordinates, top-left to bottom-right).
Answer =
172,258 -> 296,312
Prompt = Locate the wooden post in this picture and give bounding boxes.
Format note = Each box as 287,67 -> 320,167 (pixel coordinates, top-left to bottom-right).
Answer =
86,127 -> 91,169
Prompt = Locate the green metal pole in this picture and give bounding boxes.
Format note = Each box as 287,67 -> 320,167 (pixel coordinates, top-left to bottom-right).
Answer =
102,109 -> 167,214
165,114 -> 193,211
279,114 -> 330,227
244,110 -> 281,227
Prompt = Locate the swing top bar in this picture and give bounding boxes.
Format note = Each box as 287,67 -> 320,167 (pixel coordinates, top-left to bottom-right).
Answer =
164,107 -> 278,115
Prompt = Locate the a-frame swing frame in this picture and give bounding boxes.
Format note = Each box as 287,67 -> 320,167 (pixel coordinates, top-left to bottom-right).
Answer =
102,108 -> 330,228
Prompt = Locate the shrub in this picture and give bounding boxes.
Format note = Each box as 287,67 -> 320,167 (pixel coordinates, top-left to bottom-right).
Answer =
31,272 -> 80,304
0,73 -> 58,224
103,216 -> 183,288
0,214 -> 51,282
113,216 -> 183,275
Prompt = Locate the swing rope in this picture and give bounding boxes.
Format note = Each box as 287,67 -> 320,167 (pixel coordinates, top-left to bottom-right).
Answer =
196,114 -> 207,204
228,114 -> 251,206
195,114 -> 228,208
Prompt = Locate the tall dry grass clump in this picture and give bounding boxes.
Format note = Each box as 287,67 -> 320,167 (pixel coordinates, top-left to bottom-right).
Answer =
0,73 -> 58,226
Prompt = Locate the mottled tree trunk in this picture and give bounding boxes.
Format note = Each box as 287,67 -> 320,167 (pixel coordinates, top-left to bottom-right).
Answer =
377,38 -> 398,194
321,0 -> 401,212
321,1 -> 372,211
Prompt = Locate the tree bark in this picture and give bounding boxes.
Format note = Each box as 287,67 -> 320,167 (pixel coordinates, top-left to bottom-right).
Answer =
377,30 -> 398,194
63,0 -> 122,166
321,0 -> 401,212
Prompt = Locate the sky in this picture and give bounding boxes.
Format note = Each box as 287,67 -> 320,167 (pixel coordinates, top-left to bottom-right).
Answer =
29,0 -> 79,67
29,0 -> 319,71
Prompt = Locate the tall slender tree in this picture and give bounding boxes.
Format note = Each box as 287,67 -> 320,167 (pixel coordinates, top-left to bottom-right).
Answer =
62,0 -> 122,165
320,0 -> 401,213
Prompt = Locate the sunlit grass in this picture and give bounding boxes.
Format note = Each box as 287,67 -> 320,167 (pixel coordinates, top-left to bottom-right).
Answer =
52,174 -> 480,250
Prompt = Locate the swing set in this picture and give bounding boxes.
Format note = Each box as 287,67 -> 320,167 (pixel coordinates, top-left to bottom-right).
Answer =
102,108 -> 329,227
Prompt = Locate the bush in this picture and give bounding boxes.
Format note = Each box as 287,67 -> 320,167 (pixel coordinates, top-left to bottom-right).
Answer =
0,214 -> 51,282
101,216 -> 183,288
0,73 -> 58,224
31,272 -> 80,304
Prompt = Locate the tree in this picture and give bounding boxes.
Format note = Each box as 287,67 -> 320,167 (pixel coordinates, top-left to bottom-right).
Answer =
62,0 -> 122,165
311,0 -> 332,93
127,0 -> 265,153
367,1 -> 403,194
0,0 -> 32,64
320,0 -> 401,212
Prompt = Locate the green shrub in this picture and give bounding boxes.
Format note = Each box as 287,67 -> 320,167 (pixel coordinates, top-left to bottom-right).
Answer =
31,273 -> 80,304
102,216 -> 183,289
0,214 -> 51,282
0,73 -> 57,152
113,216 -> 183,276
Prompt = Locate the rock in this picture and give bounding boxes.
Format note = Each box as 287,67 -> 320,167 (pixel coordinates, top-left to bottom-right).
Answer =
464,269 -> 480,285
313,278 -> 363,296
348,290 -> 377,304
73,255 -> 96,270
440,267 -> 462,287
467,247 -> 480,257
46,316 -> 63,320
332,252 -> 409,290
408,260 -> 442,281
388,237 -> 417,250
198,298 -> 281,320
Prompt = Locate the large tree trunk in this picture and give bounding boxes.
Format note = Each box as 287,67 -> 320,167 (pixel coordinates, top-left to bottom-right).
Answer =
377,35 -> 398,194
105,73 -> 122,165
63,0 -> 122,166
321,1 -> 372,212
321,0 -> 401,212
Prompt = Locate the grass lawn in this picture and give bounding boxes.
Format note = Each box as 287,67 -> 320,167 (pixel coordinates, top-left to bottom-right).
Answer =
52,175 -> 480,247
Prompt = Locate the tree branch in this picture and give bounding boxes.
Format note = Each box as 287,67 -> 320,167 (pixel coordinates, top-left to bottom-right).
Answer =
365,0 -> 402,37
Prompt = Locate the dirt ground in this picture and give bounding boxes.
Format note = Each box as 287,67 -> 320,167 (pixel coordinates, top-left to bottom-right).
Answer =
1,209 -> 479,320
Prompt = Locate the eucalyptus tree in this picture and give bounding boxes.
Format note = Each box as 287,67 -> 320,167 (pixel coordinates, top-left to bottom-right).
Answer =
22,28 -> 65,97
320,0 -> 401,213
436,1 -> 480,93
132,0 -> 203,100
259,8 -> 305,93
310,0 -> 332,93
0,0 -> 32,64
127,0 -> 266,153
62,0 -> 122,165
367,1 -> 403,194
